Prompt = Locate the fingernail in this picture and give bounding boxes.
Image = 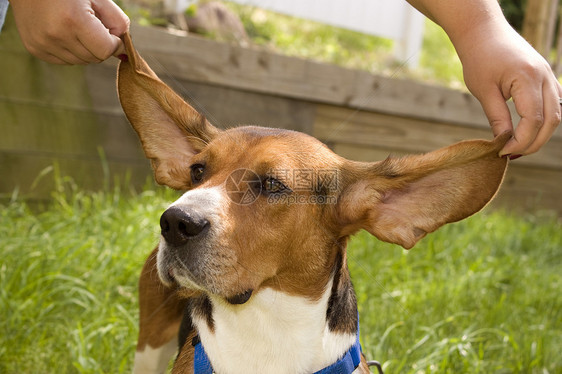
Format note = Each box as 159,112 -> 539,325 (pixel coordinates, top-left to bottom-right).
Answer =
118,54 -> 128,62
509,154 -> 523,160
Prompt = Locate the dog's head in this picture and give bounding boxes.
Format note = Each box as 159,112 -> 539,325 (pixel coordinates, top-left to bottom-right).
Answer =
117,33 -> 508,304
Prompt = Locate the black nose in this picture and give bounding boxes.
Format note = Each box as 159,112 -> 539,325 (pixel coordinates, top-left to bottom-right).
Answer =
160,207 -> 210,246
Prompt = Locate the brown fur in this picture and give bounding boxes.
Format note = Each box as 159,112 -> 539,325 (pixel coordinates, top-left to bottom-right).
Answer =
137,248 -> 186,352
117,32 -> 508,373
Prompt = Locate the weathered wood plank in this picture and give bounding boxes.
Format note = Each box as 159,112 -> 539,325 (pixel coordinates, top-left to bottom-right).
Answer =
0,101 -> 145,161
169,80 -> 316,132
129,24 -> 560,136
0,50 -> 93,111
85,61 -> 316,133
315,104 -> 494,153
314,104 -> 562,170
333,143 -> 411,162
492,165 -> 562,215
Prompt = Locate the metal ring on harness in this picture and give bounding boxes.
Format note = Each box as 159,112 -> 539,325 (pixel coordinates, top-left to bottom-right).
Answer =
367,360 -> 384,374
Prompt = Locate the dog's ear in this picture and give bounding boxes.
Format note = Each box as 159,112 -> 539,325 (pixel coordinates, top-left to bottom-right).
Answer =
338,132 -> 510,249
117,32 -> 220,189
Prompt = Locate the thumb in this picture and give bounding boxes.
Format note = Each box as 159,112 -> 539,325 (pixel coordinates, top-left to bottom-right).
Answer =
113,37 -> 126,56
92,0 -> 130,37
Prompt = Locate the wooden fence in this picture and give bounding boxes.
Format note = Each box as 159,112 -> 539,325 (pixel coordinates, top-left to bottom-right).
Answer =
1,18 -> 561,214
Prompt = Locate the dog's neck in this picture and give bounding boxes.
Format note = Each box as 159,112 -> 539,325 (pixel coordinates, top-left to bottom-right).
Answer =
191,263 -> 358,374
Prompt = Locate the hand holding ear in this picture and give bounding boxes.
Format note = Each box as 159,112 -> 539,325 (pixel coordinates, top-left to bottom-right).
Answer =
10,0 -> 130,65
406,0 -> 561,158
457,21 -> 562,157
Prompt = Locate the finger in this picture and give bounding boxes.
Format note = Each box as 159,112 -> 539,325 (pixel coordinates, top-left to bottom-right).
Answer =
76,10 -> 122,61
501,84 -> 544,156
62,36 -> 104,64
112,38 -> 126,57
26,26 -> 103,64
475,86 -> 514,153
34,45 -> 92,65
23,42 -> 67,64
92,0 -> 130,36
22,34 -> 90,65
36,52 -> 71,65
57,51 -> 92,65
521,80 -> 561,155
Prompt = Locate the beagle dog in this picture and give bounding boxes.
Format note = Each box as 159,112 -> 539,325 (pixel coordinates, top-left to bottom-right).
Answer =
116,33 -> 508,374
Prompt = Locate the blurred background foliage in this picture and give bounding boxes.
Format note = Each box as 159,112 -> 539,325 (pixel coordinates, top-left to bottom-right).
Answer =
115,0 -> 534,88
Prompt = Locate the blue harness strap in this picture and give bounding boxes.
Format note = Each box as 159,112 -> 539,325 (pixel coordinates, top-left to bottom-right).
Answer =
192,323 -> 363,374
193,337 -> 214,374
313,330 -> 362,374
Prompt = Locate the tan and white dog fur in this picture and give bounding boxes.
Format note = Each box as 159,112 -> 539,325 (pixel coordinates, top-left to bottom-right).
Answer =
116,33 -> 509,374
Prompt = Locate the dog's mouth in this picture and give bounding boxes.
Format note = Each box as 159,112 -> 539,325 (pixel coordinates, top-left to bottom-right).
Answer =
167,266 -> 254,305
165,266 -> 202,290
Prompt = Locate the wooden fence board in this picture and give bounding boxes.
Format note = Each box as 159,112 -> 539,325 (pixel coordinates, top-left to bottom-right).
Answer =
85,61 -> 317,133
314,104 -> 490,152
161,78 -> 317,132
0,101 -> 102,155
0,101 -> 144,161
333,143 -> 413,162
314,104 -> 562,170
129,24 -> 562,138
0,50 -> 93,111
493,165 -> 562,213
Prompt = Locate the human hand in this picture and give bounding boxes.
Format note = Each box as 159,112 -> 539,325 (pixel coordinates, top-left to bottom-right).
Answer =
9,0 -> 130,65
457,21 -> 561,157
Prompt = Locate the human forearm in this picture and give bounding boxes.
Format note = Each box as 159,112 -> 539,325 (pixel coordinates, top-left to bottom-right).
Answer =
406,0 -> 510,57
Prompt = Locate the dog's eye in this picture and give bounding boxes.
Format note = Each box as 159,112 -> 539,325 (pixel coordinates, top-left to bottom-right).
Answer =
262,177 -> 288,194
190,164 -> 205,183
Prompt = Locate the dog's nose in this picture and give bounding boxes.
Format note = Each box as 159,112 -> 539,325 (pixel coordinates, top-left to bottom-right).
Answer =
160,207 -> 209,246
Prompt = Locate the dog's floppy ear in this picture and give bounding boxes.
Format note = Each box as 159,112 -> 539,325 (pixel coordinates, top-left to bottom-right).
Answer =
338,132 -> 510,249
117,32 -> 220,189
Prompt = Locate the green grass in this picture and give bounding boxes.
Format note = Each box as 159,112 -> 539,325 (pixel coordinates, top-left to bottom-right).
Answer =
0,177 -> 180,373
1,177 -> 561,373
351,212 -> 562,373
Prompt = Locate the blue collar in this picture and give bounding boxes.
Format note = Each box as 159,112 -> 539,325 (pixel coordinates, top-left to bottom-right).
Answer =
192,326 -> 362,374
314,330 -> 362,374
